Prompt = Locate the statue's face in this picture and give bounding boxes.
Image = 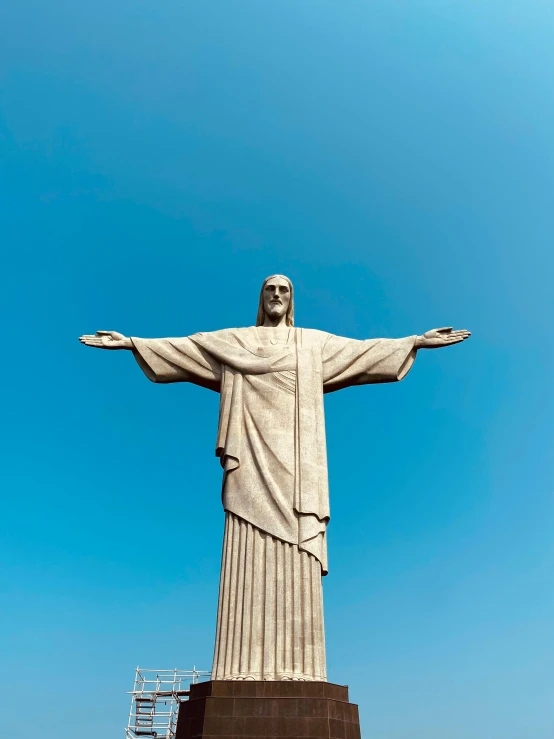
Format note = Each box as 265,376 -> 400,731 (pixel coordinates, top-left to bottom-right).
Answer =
263,276 -> 291,321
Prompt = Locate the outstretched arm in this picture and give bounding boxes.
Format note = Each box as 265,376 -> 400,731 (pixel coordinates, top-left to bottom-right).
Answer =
415,327 -> 471,349
79,330 -> 132,349
78,330 -> 221,390
321,326 -> 471,393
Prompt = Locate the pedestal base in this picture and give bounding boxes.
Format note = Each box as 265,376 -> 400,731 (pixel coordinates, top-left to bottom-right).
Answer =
175,680 -> 361,739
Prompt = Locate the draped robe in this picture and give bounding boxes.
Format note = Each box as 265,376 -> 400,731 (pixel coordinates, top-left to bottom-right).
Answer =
131,327 -> 417,680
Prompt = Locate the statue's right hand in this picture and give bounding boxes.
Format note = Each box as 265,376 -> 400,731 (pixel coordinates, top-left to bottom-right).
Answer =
79,330 -> 132,350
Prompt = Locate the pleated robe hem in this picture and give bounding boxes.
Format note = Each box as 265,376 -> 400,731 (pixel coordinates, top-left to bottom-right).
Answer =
211,512 -> 327,682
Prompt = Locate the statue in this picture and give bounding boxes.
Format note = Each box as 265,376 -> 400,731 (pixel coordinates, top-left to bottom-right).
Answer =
79,274 -> 470,682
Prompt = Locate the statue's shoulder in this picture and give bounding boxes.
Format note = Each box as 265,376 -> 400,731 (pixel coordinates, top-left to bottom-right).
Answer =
227,327 -> 257,340
195,327 -> 258,344
196,327 -> 250,338
297,327 -> 330,347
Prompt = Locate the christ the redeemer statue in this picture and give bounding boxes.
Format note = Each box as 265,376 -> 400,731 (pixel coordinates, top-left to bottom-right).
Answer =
80,274 -> 470,682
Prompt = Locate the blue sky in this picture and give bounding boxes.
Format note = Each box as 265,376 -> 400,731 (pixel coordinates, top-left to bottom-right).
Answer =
1,1 -> 553,737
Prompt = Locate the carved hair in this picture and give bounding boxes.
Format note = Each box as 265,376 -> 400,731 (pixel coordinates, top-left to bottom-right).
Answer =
255,274 -> 295,327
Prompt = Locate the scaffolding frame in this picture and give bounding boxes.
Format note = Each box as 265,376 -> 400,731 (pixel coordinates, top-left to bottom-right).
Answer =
125,667 -> 211,739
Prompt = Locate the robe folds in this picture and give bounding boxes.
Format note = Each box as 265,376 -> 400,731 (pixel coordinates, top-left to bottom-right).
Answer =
131,327 -> 417,680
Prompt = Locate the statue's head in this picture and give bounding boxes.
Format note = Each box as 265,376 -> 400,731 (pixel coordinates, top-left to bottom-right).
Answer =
256,274 -> 294,327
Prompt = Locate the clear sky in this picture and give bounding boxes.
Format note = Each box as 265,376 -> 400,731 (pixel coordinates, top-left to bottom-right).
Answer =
1,1 -> 553,738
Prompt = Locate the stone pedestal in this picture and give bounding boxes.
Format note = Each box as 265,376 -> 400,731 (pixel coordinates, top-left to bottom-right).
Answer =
175,680 -> 361,739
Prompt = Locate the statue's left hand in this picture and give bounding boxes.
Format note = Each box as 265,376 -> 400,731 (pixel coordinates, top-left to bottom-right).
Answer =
79,330 -> 133,349
415,327 -> 471,349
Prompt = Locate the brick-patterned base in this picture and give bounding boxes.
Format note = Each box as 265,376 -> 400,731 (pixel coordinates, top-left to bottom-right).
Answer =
175,680 -> 361,739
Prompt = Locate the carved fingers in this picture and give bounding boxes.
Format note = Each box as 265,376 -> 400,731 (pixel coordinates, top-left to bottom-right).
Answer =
79,334 -> 105,347
78,330 -> 128,348
440,329 -> 471,344
419,327 -> 471,348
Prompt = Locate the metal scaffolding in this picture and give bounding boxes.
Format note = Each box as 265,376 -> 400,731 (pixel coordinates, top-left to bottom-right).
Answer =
125,667 -> 211,739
